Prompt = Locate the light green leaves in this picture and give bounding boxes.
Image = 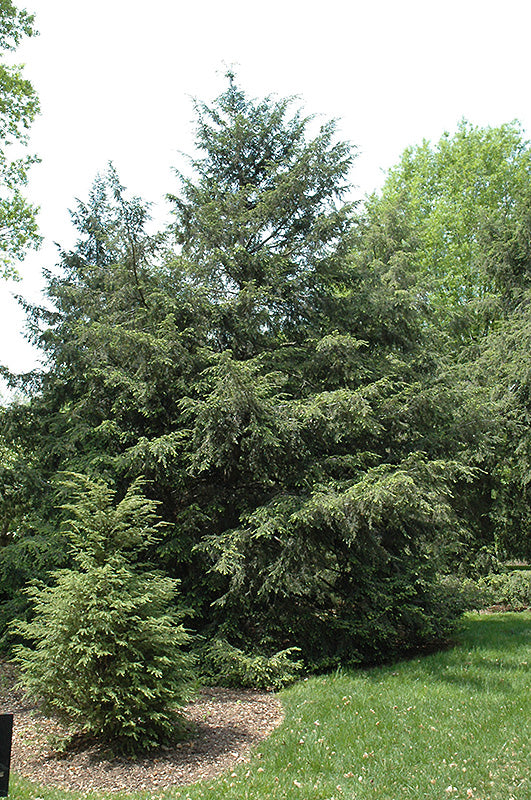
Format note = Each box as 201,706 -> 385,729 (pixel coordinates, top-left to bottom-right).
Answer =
0,1 -> 40,277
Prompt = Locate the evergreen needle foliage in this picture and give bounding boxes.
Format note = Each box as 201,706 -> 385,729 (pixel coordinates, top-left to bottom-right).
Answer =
4,77 -> 531,684
0,76 -> 476,672
13,475 -> 194,754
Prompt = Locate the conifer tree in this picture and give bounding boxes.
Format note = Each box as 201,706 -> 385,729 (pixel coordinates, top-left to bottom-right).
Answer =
163,77 -> 471,666
14,475 -> 193,754
170,71 -> 355,357
3,77 -> 478,674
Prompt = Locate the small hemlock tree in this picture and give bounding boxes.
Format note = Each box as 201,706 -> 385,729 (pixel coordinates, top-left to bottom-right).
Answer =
13,474 -> 194,754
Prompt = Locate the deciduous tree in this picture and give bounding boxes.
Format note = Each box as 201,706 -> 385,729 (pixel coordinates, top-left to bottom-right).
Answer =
359,120 -> 531,339
0,0 -> 40,277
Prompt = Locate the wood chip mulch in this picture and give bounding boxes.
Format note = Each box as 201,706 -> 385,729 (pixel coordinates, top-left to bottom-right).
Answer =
1,662 -> 284,794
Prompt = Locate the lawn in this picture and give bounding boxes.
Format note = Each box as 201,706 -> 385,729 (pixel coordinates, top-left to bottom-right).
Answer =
10,611 -> 531,800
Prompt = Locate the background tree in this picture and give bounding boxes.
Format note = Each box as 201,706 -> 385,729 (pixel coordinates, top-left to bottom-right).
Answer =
359,120 -> 531,341
0,162 -> 216,645
0,0 -> 40,277
461,290 -> 531,562
0,431 -> 67,647
355,120 -> 531,566
0,165 -> 188,640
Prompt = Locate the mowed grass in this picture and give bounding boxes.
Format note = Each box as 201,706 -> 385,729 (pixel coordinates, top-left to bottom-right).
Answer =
10,612 -> 531,800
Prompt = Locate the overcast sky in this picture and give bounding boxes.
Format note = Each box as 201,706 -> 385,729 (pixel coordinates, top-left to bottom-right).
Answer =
2,0 -> 531,381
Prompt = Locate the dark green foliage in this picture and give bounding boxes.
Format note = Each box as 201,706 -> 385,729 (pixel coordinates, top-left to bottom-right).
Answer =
2,77 -> 505,682
0,527 -> 68,650
358,120 -> 531,567
198,452 -> 471,667
170,72 -> 355,358
158,77 -> 472,666
0,431 -> 69,649
13,475 -> 194,754
454,293 -> 531,562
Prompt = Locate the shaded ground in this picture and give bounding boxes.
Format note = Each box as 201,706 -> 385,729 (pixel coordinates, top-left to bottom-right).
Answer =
1,662 -> 283,793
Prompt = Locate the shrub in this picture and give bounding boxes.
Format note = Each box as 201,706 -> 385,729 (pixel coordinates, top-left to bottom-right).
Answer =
478,570 -> 531,609
13,475 -> 195,754
200,639 -> 302,690
434,575 -> 494,614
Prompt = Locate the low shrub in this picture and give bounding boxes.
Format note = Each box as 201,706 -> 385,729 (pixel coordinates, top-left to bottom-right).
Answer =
200,639 -> 303,690
434,574 -> 493,613
478,570 -> 531,609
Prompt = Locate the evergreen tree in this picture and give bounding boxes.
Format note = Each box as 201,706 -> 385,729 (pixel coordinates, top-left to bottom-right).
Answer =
14,475 -> 193,754
3,78 -> 476,672
170,71 -> 355,358
162,77 -> 471,665
0,165 -> 210,639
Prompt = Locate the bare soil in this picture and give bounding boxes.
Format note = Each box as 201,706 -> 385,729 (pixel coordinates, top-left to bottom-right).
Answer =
1,662 -> 284,794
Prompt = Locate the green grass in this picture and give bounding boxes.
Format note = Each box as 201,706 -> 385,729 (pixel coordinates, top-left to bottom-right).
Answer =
10,612 -> 531,800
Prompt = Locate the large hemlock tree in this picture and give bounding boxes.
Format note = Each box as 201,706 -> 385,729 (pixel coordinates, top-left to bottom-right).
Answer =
2,78 -> 479,672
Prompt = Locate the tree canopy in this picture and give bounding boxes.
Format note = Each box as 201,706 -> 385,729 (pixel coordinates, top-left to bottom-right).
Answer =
0,0 -> 40,278
1,79 -> 481,675
358,120 -> 531,340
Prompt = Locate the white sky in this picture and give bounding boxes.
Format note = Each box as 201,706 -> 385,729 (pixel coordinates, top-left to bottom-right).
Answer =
2,0 -> 531,381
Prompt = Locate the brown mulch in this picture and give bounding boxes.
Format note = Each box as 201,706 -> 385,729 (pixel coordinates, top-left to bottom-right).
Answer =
1,662 -> 284,794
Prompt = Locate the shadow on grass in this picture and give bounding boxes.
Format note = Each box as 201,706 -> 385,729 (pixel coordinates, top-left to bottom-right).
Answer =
425,612 -> 530,694
344,612 -> 530,697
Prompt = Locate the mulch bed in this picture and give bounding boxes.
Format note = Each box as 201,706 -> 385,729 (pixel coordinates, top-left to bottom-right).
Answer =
1,662 -> 284,794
